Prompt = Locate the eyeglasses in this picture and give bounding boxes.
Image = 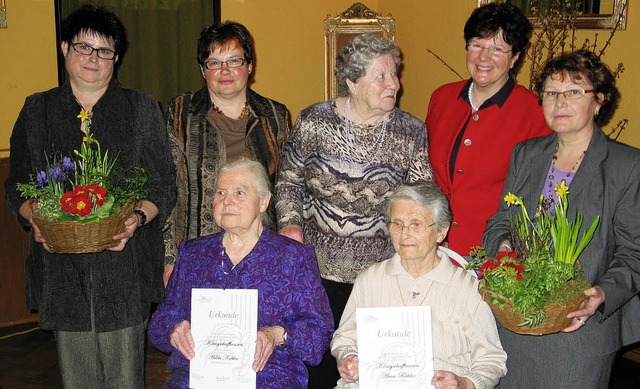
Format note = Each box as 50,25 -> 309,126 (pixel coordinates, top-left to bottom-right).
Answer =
70,42 -> 116,60
388,221 -> 435,234
466,42 -> 512,56
203,57 -> 246,70
540,88 -> 595,101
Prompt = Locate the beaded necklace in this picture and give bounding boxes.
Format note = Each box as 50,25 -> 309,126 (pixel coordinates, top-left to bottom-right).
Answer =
344,97 -> 388,159
543,144 -> 585,211
468,82 -> 480,112
212,100 -> 250,120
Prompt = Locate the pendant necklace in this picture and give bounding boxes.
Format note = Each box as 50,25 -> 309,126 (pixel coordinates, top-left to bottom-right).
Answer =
396,277 -> 430,307
468,82 -> 480,112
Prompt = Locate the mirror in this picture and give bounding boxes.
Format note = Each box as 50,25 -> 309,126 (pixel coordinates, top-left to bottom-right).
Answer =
324,2 -> 395,99
478,0 -> 628,30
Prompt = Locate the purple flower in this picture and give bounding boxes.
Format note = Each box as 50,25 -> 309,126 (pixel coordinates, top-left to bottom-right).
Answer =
62,157 -> 75,173
49,164 -> 64,183
36,171 -> 48,187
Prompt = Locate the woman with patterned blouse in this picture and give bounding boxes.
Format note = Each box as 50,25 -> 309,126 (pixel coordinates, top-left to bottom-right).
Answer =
275,33 -> 433,388
163,21 -> 290,285
148,158 -> 333,388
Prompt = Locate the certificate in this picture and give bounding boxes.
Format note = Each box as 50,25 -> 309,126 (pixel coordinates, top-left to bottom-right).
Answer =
357,306 -> 433,388
189,288 -> 258,389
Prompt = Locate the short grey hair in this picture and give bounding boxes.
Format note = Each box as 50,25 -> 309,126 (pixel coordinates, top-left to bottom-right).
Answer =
217,157 -> 271,199
335,33 -> 401,97
385,181 -> 452,232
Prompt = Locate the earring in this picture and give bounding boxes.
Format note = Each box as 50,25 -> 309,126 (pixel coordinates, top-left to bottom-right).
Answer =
594,109 -> 600,116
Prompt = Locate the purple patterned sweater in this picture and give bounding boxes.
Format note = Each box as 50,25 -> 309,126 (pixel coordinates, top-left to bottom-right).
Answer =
148,228 -> 334,388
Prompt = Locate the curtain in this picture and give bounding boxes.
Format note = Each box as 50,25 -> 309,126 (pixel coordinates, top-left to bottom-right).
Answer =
510,0 -> 600,15
57,0 -> 218,109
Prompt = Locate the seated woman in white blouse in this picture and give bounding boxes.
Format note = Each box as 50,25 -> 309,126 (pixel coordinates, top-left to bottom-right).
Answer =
330,181 -> 506,389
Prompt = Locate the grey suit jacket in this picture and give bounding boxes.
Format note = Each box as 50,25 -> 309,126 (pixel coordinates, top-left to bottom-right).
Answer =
483,127 -> 640,354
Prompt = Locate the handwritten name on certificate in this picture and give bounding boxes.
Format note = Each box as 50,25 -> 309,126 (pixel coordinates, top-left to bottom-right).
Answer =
357,306 -> 434,388
190,288 -> 258,389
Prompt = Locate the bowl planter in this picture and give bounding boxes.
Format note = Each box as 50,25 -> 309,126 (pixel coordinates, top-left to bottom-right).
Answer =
480,274 -> 590,335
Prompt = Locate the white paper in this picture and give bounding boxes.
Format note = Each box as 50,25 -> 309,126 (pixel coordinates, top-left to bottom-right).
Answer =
189,288 -> 258,389
357,306 -> 434,388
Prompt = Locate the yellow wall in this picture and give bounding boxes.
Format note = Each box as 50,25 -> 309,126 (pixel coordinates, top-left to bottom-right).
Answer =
0,0 -> 58,157
223,0 -> 639,148
220,0 -> 377,122
1,0 -> 638,160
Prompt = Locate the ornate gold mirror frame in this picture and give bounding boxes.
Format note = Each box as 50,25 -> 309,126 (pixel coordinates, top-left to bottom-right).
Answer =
324,2 -> 395,99
1,0 -> 7,29
478,0 -> 627,30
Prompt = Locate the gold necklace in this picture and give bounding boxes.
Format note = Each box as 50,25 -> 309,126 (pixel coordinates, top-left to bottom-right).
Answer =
212,100 -> 250,120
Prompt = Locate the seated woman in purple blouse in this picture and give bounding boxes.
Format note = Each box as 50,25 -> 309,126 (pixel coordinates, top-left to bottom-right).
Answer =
148,158 -> 334,388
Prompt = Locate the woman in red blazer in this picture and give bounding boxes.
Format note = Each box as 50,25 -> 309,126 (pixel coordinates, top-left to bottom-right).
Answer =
426,2 -> 550,257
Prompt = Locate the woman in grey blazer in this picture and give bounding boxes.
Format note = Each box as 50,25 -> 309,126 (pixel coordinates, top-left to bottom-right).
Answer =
483,50 -> 640,388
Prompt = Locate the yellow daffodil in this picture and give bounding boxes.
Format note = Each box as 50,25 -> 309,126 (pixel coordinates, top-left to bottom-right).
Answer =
555,181 -> 569,198
504,193 -> 519,205
77,109 -> 91,122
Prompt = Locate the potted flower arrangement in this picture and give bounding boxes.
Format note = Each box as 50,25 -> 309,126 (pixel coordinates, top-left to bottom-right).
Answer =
468,181 -> 599,335
16,110 -> 147,254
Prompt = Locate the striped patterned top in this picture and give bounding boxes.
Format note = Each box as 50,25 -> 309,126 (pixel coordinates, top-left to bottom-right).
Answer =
164,87 -> 290,265
276,100 -> 433,283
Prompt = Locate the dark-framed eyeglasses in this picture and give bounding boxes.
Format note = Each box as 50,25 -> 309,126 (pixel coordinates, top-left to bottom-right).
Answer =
203,57 -> 246,70
540,88 -> 595,101
388,221 -> 436,234
466,42 -> 512,56
70,42 -> 116,60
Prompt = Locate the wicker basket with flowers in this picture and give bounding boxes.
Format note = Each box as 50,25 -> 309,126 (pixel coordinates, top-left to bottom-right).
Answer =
468,181 -> 599,335
16,109 -> 147,254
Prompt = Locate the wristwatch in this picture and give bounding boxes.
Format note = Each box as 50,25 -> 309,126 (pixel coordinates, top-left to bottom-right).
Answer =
132,209 -> 147,227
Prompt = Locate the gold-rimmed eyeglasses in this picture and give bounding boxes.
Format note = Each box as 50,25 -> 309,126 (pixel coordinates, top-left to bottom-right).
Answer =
70,42 -> 116,60
540,88 -> 595,102
466,42 -> 512,56
388,221 -> 435,234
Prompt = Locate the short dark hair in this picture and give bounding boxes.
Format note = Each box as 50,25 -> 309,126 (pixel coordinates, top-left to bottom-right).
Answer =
464,2 -> 531,73
534,50 -> 620,126
197,21 -> 255,74
60,4 -> 128,57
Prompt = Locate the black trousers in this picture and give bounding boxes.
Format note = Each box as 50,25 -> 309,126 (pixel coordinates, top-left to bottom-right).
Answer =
307,278 -> 354,389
